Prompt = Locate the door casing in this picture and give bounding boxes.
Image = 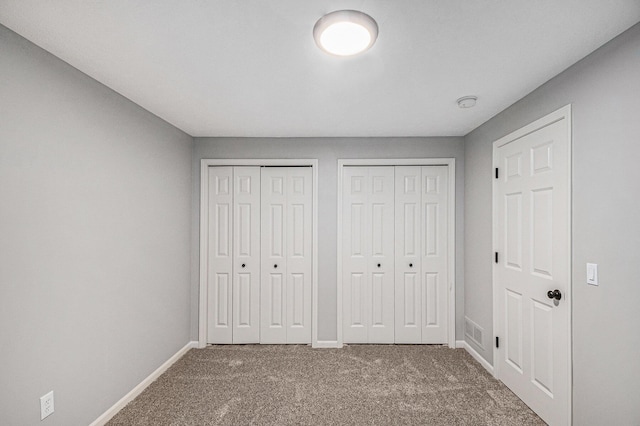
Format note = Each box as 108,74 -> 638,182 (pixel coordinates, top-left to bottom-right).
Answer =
337,158 -> 457,348
492,104 -> 572,425
199,159 -> 318,348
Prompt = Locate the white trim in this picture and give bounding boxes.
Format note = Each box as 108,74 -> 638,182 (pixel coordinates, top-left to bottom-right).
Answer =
492,105 -> 572,425
455,340 -> 465,349
493,105 -> 571,149
199,159 -> 319,348
312,163 -> 319,348
199,162 -> 209,348
462,341 -> 495,376
313,340 -> 340,348
336,158 -> 456,348
90,341 -> 197,426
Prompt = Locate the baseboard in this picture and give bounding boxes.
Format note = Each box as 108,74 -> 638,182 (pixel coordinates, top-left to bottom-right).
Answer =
90,340 -> 198,426
458,340 -> 494,376
313,340 -> 340,348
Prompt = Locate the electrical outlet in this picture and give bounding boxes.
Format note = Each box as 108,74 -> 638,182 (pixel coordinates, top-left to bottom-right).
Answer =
40,391 -> 54,420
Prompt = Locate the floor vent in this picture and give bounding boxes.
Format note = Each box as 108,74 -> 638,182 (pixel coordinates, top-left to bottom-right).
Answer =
464,317 -> 484,349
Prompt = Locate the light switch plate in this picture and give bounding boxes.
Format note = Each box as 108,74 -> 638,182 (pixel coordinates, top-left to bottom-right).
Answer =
587,263 -> 598,286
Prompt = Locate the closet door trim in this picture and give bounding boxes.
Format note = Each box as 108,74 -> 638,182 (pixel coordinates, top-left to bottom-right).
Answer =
199,159 -> 318,348
337,158 -> 456,348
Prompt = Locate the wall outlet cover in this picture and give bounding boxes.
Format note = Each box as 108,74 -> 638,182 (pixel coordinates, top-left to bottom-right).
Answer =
40,391 -> 54,420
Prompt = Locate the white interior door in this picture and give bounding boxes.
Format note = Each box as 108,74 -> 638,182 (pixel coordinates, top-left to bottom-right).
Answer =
207,166 -> 233,343
261,167 -> 312,344
343,166 -> 395,343
232,167 -> 260,343
495,115 -> 570,425
395,166 -> 449,344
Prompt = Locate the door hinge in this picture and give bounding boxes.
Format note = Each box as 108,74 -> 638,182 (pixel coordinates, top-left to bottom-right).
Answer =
495,252 -> 499,263
495,168 -> 499,179
496,336 -> 500,348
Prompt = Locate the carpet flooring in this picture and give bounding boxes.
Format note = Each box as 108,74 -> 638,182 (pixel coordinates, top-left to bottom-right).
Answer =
107,345 -> 544,425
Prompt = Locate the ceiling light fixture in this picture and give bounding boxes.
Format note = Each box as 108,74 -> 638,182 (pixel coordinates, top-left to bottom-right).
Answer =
457,96 -> 478,108
313,10 -> 378,57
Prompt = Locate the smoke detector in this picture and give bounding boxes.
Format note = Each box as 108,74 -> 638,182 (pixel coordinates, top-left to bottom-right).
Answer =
457,96 -> 478,108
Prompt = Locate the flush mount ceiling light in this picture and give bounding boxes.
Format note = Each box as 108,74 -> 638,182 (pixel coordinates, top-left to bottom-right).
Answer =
457,96 -> 478,108
313,10 -> 378,57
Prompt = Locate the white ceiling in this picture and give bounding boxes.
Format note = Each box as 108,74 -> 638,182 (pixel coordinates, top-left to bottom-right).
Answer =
1,1 -> 639,137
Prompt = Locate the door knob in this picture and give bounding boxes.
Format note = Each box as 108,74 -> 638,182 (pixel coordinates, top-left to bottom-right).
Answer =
409,263 -> 413,268
274,264 -> 278,268
377,263 -> 381,268
241,263 -> 246,268
547,289 -> 562,301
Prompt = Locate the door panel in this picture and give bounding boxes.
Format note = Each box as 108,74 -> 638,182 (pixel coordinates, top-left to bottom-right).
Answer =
421,166 -> 448,343
395,166 -> 422,343
368,167 -> 395,343
343,167 -> 394,344
496,116 -> 570,425
237,273 -> 251,326
261,167 -> 312,344
424,272 -> 439,327
342,167 -> 370,343
261,167 -> 288,343
207,167 -> 233,343
505,289 -> 523,372
269,274 -> 284,326
286,167 -> 312,343
232,167 -> 260,343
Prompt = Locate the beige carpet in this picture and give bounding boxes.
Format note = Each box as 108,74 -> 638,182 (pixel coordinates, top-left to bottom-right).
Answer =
108,345 -> 544,425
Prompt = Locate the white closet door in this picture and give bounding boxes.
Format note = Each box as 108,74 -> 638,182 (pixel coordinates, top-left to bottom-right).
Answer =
421,166 -> 448,343
342,167 -> 369,343
232,167 -> 260,343
261,167 -> 287,343
286,167 -> 313,343
394,166 -> 423,343
369,167 -> 395,343
207,166 -> 233,343
261,167 -> 313,344
343,166 -> 395,343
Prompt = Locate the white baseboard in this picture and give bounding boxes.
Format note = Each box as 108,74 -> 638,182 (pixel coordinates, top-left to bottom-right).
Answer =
313,340 -> 340,348
457,340 -> 494,376
90,340 -> 198,426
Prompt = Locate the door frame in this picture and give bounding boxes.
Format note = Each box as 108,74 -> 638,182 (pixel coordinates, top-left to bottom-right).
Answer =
199,159 -> 319,348
337,158 -> 457,348
492,105 -> 572,423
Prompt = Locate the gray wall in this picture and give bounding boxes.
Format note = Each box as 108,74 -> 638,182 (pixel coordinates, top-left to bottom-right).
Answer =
0,25 -> 193,425
192,138 -> 465,342
464,23 -> 640,425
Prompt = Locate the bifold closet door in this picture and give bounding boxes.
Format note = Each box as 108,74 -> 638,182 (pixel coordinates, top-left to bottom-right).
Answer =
207,166 -> 234,343
394,166 -> 422,343
207,166 -> 261,344
232,167 -> 261,343
342,166 -> 395,344
395,166 -> 449,344
261,167 -> 312,344
420,166 -> 448,343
